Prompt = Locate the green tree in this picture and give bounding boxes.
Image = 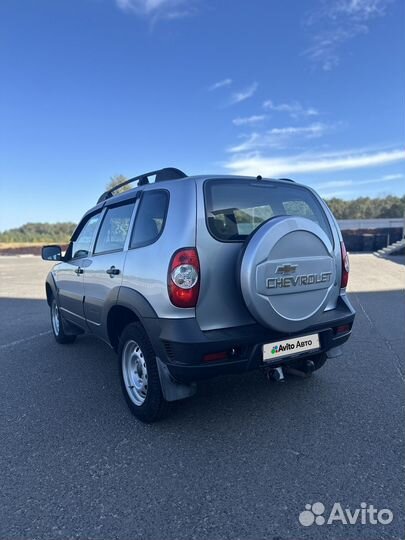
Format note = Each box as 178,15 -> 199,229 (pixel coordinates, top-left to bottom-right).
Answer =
106,174 -> 130,195
0,222 -> 76,243
324,195 -> 405,219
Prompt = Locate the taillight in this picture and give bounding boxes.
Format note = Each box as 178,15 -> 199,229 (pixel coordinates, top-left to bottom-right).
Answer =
341,241 -> 349,288
168,248 -> 200,308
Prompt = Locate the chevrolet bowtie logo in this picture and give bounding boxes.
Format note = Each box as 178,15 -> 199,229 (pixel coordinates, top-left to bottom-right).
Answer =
275,264 -> 298,275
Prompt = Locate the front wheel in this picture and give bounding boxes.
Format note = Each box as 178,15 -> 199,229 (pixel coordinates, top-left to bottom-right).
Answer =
50,298 -> 76,344
118,322 -> 169,423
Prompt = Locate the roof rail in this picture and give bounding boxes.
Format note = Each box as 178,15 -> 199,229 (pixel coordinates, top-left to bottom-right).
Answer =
278,177 -> 295,183
97,167 -> 187,203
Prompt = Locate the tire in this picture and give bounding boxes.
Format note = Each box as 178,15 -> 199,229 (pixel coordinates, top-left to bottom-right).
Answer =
118,322 -> 169,423
50,298 -> 76,344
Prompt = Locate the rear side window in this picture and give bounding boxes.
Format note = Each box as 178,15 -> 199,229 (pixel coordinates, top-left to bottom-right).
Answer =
94,202 -> 135,254
130,190 -> 169,248
204,179 -> 332,242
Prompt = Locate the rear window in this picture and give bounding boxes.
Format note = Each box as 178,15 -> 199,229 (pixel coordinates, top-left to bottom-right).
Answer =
204,179 -> 332,242
130,190 -> 169,248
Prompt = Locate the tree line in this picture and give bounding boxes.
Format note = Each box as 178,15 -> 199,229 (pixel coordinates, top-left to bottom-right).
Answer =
0,194 -> 404,243
0,222 -> 76,243
325,195 -> 405,220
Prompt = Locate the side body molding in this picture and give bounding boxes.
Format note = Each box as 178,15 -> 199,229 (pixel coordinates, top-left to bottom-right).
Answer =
45,271 -> 84,336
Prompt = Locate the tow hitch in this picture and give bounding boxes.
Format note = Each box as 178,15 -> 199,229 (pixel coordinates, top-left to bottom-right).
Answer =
286,359 -> 315,378
266,366 -> 285,382
265,359 -> 315,381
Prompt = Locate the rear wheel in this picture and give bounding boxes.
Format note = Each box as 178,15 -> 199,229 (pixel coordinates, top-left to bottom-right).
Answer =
50,298 -> 76,344
118,322 -> 169,423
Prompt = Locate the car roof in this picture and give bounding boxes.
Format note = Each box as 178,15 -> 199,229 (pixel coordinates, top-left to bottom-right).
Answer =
83,174 -> 305,219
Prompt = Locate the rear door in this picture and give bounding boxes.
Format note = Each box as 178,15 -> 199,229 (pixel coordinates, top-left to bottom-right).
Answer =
83,200 -> 136,334
196,178 -> 340,331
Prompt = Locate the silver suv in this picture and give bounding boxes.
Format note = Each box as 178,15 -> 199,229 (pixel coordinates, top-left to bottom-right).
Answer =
42,167 -> 355,422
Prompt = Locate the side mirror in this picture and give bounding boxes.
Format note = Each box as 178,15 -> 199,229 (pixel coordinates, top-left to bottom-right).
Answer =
42,245 -> 62,261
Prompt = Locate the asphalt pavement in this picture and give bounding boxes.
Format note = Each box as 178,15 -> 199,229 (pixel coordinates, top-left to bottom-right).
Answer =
0,254 -> 404,540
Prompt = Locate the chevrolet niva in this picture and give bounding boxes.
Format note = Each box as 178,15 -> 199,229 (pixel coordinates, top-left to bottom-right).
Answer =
42,167 -> 355,422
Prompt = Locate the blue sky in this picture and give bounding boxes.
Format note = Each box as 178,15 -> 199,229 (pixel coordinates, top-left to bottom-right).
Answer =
0,0 -> 404,230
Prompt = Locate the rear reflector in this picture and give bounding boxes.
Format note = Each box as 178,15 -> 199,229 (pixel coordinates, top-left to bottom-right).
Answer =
203,351 -> 228,362
335,324 -> 351,335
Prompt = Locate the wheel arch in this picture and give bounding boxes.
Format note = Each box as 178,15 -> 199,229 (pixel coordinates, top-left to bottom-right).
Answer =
45,273 -> 58,306
106,287 -> 158,350
107,305 -> 141,350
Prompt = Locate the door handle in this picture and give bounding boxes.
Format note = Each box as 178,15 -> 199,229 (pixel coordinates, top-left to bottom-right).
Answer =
74,267 -> 84,275
106,266 -> 120,276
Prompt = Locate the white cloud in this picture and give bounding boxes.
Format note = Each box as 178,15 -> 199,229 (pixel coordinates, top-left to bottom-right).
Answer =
319,190 -> 355,198
304,0 -> 392,70
228,134 -> 262,154
224,148 -> 404,176
263,100 -> 318,118
269,124 -> 326,136
230,82 -> 258,105
304,27 -> 361,71
314,172 -> 404,191
314,179 -> 354,189
381,173 -> 403,181
334,0 -> 390,18
228,123 -> 329,153
116,0 -> 194,18
232,115 -> 266,126
209,78 -> 232,91
358,173 -> 404,185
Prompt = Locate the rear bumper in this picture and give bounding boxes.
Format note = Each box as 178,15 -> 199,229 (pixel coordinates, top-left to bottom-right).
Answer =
144,294 -> 355,383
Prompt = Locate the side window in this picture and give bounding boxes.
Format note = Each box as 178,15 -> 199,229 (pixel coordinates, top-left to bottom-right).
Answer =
71,213 -> 101,259
94,202 -> 135,254
130,190 -> 168,248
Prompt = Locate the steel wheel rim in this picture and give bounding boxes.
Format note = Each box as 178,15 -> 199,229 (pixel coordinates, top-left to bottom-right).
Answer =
122,340 -> 148,406
51,301 -> 60,336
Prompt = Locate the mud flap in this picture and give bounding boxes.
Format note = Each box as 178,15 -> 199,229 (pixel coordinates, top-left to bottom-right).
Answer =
60,316 -> 84,336
156,357 -> 197,402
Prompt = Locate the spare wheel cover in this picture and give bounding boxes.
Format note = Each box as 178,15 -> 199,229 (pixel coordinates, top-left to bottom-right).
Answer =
240,216 -> 336,332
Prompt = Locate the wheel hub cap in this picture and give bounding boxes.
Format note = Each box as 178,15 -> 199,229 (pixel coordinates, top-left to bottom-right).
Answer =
122,340 -> 148,406
52,302 -> 60,335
